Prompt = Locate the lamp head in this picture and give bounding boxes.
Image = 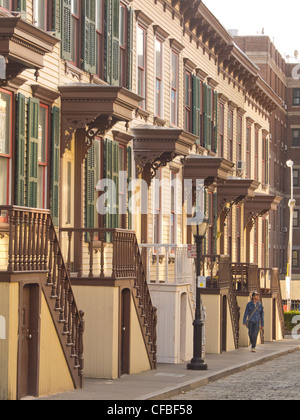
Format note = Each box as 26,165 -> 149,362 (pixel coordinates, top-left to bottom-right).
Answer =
190,217 -> 209,238
286,160 -> 294,168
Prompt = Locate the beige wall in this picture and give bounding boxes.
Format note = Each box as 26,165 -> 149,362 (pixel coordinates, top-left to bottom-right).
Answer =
0,282 -> 19,401
39,292 -> 74,397
202,294 -> 221,354
72,285 -> 119,379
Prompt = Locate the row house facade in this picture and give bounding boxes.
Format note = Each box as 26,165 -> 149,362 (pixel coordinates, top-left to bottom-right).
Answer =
0,0 -> 285,400
234,36 -> 300,299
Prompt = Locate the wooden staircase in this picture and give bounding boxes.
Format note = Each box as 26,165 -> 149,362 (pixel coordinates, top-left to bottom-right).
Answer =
59,227 -> 158,370
1,206 -> 85,389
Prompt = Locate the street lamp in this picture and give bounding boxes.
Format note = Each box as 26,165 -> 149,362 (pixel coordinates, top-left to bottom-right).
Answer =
187,217 -> 209,371
286,160 -> 296,311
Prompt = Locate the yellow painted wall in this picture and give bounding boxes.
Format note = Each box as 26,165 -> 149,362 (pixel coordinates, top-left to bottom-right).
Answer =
202,294 -> 221,354
129,294 -> 151,374
39,292 -> 74,397
72,286 -> 119,379
226,298 -> 236,352
0,282 -> 19,401
262,297 -> 273,342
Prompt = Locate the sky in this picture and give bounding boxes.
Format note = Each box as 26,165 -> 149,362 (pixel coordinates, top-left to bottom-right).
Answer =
203,0 -> 300,62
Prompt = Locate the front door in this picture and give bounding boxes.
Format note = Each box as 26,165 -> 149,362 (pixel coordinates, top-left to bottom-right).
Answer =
120,289 -> 130,375
19,284 -> 39,399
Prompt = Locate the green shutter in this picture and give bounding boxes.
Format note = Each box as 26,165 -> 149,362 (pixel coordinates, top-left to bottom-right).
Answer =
127,6 -> 134,90
203,189 -> 207,254
61,0 -> 72,61
213,193 -> 218,254
27,98 -> 39,208
111,0 -> 120,86
104,139 -> 112,242
214,91 -> 218,153
204,83 -> 208,149
105,0 -> 112,84
112,141 -> 119,227
17,0 -> 26,12
127,146 -> 132,229
83,0 -> 96,74
85,143 -> 96,229
51,106 -> 60,226
192,75 -> 201,143
53,0 -> 62,38
16,93 -> 26,206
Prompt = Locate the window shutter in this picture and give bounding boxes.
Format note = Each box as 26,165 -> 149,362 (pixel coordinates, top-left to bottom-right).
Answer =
203,83 -> 208,149
83,0 -> 96,74
61,0 -> 72,61
213,193 -> 218,254
16,93 -> 26,206
265,138 -> 269,185
105,0 -> 112,84
206,86 -> 212,150
17,0 -> 26,12
85,143 -> 96,229
214,91 -> 218,153
53,0 -> 62,38
192,75 -> 201,142
51,106 -> 60,226
112,141 -> 119,227
111,0 -> 120,86
127,146 -> 132,229
203,189 -> 207,254
27,98 -> 39,208
127,6 -> 134,91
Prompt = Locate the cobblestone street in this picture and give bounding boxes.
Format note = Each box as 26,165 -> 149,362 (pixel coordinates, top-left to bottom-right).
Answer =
172,351 -> 300,400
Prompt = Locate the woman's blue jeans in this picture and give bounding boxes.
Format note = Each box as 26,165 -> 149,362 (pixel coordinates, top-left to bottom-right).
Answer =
248,321 -> 260,349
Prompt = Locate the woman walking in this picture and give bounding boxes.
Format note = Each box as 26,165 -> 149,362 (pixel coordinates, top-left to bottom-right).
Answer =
243,292 -> 264,352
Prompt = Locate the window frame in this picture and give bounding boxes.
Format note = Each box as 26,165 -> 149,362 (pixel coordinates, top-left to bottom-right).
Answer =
71,0 -> 81,68
170,50 -> 179,127
0,88 -> 13,209
137,24 -> 147,110
228,109 -> 233,162
184,70 -> 192,132
293,88 -> 300,106
153,169 -> 162,245
218,103 -> 224,157
292,129 -> 300,147
119,2 -> 128,88
155,37 -> 163,118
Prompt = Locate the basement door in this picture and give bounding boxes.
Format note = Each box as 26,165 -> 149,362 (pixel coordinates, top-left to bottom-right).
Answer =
19,284 -> 39,399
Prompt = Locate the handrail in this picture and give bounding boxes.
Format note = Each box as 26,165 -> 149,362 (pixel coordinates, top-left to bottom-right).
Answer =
0,206 -> 85,388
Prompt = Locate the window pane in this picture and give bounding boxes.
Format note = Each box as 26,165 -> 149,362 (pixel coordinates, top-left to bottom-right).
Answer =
137,26 -> 145,69
155,39 -> 162,79
34,0 -> 46,30
171,52 -> 178,89
37,165 -> 44,209
0,156 -> 8,205
96,0 -> 103,32
119,5 -> 125,47
0,92 -> 11,155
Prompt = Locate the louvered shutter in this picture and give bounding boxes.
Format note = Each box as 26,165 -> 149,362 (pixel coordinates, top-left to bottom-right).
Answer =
16,93 -> 26,206
127,6 -> 134,90
112,141 -> 119,227
192,75 -> 201,143
214,91 -> 218,153
86,143 -> 96,229
111,0 -> 120,86
51,106 -> 60,226
61,0 -> 72,61
104,139 -> 112,242
105,0 -> 112,84
17,0 -> 26,11
53,0 -> 62,38
27,98 -> 39,208
83,0 -> 96,74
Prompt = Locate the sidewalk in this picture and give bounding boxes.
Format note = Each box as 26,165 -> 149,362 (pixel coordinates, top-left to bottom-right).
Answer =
37,339 -> 299,400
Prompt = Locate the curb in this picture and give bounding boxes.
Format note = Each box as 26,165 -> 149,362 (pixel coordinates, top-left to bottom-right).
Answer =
143,346 -> 300,400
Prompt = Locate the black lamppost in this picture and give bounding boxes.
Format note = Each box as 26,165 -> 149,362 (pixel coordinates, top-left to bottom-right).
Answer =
187,218 -> 209,371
